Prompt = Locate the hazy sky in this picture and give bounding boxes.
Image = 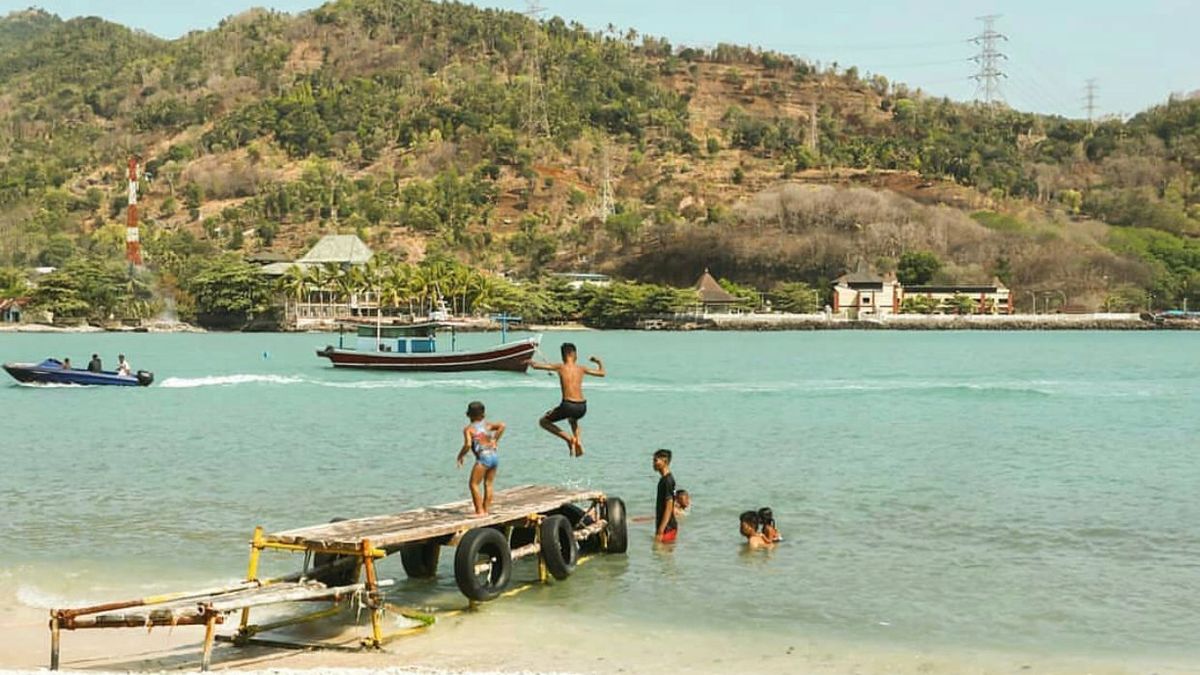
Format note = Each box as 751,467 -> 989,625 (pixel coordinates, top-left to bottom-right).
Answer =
3,0 -> 1196,118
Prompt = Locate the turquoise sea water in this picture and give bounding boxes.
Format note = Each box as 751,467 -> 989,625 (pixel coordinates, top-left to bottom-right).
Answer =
1,330 -> 1198,666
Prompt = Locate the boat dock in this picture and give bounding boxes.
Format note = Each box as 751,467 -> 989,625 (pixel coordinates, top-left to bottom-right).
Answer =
48,485 -> 627,671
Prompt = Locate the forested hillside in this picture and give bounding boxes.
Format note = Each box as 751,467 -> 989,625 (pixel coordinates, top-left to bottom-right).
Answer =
0,0 -> 1197,325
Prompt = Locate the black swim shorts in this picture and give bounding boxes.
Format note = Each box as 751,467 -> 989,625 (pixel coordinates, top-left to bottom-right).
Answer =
544,399 -> 587,422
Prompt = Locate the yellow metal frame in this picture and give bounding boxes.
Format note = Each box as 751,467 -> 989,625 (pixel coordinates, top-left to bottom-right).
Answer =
238,527 -> 388,649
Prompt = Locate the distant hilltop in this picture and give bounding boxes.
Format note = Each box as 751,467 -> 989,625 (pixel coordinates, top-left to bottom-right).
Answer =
0,0 -> 1196,319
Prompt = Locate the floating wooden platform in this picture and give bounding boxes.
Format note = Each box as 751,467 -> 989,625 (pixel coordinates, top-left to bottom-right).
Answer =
269,484 -> 603,549
48,484 -> 625,673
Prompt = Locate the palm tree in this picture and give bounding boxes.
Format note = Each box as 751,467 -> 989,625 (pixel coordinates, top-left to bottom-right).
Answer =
468,273 -> 497,314
447,264 -> 473,315
380,262 -> 411,317
277,265 -> 309,322
408,265 -> 432,316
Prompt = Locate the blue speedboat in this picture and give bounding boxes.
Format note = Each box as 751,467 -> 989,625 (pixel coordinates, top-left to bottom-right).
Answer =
3,359 -> 153,387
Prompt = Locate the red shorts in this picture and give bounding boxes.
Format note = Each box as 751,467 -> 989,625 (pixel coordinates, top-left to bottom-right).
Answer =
659,528 -> 678,543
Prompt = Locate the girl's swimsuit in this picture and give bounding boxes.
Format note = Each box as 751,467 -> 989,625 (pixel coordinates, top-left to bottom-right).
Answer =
470,420 -> 499,469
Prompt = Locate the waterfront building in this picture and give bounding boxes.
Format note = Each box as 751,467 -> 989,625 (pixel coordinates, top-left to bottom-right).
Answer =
831,267 -> 902,319
694,268 -> 743,314
262,235 -> 376,328
832,265 -> 1013,317
903,280 -> 1013,315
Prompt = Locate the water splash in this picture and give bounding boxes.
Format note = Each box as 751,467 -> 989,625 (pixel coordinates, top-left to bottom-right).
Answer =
159,374 -> 306,388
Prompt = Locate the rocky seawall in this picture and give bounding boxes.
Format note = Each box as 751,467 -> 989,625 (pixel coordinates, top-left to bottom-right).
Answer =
697,313 -> 1182,331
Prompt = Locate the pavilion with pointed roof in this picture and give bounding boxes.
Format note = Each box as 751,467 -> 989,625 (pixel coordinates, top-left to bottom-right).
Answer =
694,268 -> 743,314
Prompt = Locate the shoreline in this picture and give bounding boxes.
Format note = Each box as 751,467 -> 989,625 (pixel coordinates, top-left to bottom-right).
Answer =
7,313 -> 1198,333
7,314 -> 1200,331
1,605 -> 1194,675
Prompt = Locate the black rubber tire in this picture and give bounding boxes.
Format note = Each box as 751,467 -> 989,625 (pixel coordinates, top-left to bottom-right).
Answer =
312,518 -> 357,587
539,514 -> 578,580
454,528 -> 513,602
602,497 -> 628,554
509,526 -> 536,549
554,503 -> 587,526
399,541 -> 441,579
553,503 -> 600,554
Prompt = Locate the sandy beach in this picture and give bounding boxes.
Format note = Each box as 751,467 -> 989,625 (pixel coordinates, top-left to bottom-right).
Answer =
2,603 -> 1195,675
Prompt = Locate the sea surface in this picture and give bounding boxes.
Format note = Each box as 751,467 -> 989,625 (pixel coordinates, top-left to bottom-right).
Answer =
1,330 -> 1198,668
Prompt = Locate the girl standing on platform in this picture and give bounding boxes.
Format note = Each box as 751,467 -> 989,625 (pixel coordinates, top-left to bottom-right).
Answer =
457,401 -> 506,516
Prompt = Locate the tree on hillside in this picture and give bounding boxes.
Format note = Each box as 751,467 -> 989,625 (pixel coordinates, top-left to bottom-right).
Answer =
188,255 -> 272,328
897,251 -> 942,285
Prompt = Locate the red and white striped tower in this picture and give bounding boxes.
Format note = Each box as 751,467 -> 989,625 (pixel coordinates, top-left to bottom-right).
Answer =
125,156 -> 142,266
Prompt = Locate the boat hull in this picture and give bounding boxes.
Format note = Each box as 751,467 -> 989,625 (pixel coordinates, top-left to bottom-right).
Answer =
317,338 -> 539,372
3,361 -> 153,387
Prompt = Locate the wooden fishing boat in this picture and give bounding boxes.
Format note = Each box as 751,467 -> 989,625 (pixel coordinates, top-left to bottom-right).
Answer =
316,321 -> 539,372
3,358 -> 154,386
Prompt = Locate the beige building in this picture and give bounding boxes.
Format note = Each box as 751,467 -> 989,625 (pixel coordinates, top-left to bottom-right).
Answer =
902,280 -> 1013,314
831,267 -> 902,319
831,265 -> 1013,317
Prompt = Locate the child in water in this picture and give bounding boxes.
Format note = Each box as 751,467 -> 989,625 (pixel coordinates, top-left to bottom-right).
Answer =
758,507 -> 782,542
674,489 -> 691,517
456,401 -> 505,516
739,511 -> 773,549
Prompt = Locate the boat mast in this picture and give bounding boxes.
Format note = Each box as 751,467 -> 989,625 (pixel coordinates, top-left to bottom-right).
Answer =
375,291 -> 383,351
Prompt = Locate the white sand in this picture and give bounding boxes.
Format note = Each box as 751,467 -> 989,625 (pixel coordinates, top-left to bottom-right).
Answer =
1,604 -> 1196,675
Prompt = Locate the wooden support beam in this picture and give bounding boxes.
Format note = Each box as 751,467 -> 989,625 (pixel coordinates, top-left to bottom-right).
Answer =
200,613 -> 217,672
49,615 -> 59,671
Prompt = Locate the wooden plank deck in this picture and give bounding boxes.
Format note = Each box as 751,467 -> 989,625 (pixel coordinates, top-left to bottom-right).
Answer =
70,581 -> 363,628
267,484 -> 603,549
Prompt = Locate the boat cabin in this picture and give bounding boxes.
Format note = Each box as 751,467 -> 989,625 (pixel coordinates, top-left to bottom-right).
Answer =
345,322 -> 441,354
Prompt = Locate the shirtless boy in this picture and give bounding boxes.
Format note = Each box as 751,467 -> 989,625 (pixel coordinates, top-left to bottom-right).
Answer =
740,511 -> 774,549
528,343 -> 605,456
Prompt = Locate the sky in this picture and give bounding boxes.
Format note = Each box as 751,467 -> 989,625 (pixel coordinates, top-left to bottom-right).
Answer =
2,0 -> 1196,119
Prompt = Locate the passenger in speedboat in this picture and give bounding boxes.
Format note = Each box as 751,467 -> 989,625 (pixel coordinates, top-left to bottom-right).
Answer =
116,354 -> 131,376
87,354 -> 103,372
61,357 -> 72,370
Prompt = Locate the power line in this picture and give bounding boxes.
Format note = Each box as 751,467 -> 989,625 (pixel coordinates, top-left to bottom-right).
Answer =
970,14 -> 1008,106
858,58 -> 972,70
760,38 -> 971,53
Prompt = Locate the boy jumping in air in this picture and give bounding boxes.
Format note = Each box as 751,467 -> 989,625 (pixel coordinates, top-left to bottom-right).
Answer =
528,343 -> 605,456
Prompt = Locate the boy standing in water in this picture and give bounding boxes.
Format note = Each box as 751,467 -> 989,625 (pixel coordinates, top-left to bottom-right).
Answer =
528,343 -> 605,456
457,401 -> 505,516
653,449 -> 678,543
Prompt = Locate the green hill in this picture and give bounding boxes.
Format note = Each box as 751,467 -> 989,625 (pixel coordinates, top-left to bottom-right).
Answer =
0,0 -> 1197,325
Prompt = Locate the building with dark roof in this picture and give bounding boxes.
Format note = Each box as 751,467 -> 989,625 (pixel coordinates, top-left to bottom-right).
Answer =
694,268 -> 743,314
831,263 -> 1012,317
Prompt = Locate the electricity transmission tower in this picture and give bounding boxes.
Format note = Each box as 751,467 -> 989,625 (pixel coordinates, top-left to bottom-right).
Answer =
1084,79 -> 1098,124
970,15 -> 1008,106
523,0 -> 550,137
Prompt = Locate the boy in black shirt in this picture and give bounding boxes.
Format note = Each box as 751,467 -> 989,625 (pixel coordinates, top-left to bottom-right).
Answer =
652,449 -> 678,543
